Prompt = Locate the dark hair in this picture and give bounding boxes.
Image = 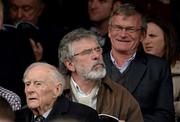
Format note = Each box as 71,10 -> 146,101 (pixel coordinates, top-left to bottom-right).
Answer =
145,15 -> 179,66
0,96 -> 15,120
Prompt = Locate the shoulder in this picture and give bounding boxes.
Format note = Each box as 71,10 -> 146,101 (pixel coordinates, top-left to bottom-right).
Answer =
172,60 -> 180,74
15,106 -> 30,114
99,77 -> 142,121
136,52 -> 168,65
71,101 -> 98,114
15,106 -> 32,121
101,76 -> 136,100
0,87 -> 21,110
134,52 -> 170,71
55,95 -> 98,115
53,96 -> 99,122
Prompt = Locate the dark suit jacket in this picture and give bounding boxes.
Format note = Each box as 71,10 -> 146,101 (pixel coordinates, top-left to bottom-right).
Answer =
0,26 -> 36,105
15,95 -> 100,122
103,52 -> 175,122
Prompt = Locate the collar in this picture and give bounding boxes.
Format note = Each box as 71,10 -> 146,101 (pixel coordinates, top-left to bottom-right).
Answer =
70,77 -> 99,96
70,77 -> 86,96
64,75 -> 114,93
110,51 -> 136,73
34,108 -> 52,119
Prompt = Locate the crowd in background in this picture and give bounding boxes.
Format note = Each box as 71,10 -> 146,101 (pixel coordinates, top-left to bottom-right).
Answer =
0,0 -> 180,122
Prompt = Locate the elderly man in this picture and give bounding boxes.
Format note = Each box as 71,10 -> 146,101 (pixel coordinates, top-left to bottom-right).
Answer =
58,28 -> 143,122
103,4 -> 175,122
15,62 -> 100,122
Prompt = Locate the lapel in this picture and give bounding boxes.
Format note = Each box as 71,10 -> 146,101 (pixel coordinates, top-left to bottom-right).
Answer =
103,53 -> 122,82
123,52 -> 147,93
15,107 -> 34,122
104,52 -> 147,93
45,95 -> 70,121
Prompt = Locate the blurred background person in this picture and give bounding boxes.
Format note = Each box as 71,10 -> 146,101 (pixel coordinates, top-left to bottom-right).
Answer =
141,15 -> 180,122
0,96 -> 15,122
5,0 -> 66,66
86,0 -> 122,53
0,86 -> 21,111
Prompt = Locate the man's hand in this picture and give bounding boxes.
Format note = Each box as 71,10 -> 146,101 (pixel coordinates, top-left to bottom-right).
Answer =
30,38 -> 43,61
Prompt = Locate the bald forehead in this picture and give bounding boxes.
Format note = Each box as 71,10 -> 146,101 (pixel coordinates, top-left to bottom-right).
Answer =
23,63 -> 56,79
25,65 -> 50,78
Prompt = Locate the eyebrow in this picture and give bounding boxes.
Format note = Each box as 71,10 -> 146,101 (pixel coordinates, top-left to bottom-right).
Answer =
24,80 -> 44,83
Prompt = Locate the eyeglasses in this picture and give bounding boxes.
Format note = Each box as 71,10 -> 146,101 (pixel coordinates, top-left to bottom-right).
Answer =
110,24 -> 143,33
73,46 -> 103,57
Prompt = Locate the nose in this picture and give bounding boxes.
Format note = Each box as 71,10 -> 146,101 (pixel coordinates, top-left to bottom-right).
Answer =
143,36 -> 151,45
25,84 -> 35,93
91,49 -> 102,60
119,29 -> 128,38
17,9 -> 23,19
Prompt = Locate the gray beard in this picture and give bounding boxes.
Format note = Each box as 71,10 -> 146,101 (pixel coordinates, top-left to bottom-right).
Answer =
83,67 -> 106,81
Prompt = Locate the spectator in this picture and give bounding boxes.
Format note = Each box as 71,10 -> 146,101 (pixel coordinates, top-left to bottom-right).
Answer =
87,0 -> 122,53
6,0 -> 66,66
58,28 -> 143,122
7,0 -> 44,61
15,62 -> 100,122
103,4 -> 175,122
0,0 -> 27,106
141,15 -> 180,122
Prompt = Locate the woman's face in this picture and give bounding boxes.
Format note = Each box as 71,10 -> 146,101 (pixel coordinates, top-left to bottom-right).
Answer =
142,22 -> 165,57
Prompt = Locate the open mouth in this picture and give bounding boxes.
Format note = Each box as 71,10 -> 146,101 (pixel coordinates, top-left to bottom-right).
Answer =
28,97 -> 37,100
116,39 -> 130,42
144,46 -> 153,51
92,63 -> 104,70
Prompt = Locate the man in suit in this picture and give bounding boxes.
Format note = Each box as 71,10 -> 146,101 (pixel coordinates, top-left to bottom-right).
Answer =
103,3 -> 175,122
15,62 -> 99,122
58,28 -> 144,122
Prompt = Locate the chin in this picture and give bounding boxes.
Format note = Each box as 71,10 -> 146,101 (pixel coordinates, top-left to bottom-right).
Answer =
90,16 -> 102,22
27,102 -> 39,109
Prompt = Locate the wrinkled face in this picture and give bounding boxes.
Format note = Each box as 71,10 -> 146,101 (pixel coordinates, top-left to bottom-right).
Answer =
88,0 -> 114,22
142,22 -> 165,57
67,38 -> 106,80
108,14 -> 144,55
9,0 -> 44,25
24,66 -> 59,110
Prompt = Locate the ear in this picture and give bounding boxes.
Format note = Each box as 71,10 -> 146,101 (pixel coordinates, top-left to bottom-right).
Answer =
53,83 -> 62,97
140,31 -> 146,42
108,27 -> 112,40
38,3 -> 45,16
64,59 -> 75,72
113,1 -> 122,10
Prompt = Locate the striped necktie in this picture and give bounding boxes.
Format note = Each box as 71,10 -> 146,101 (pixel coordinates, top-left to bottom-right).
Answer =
34,115 -> 45,122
